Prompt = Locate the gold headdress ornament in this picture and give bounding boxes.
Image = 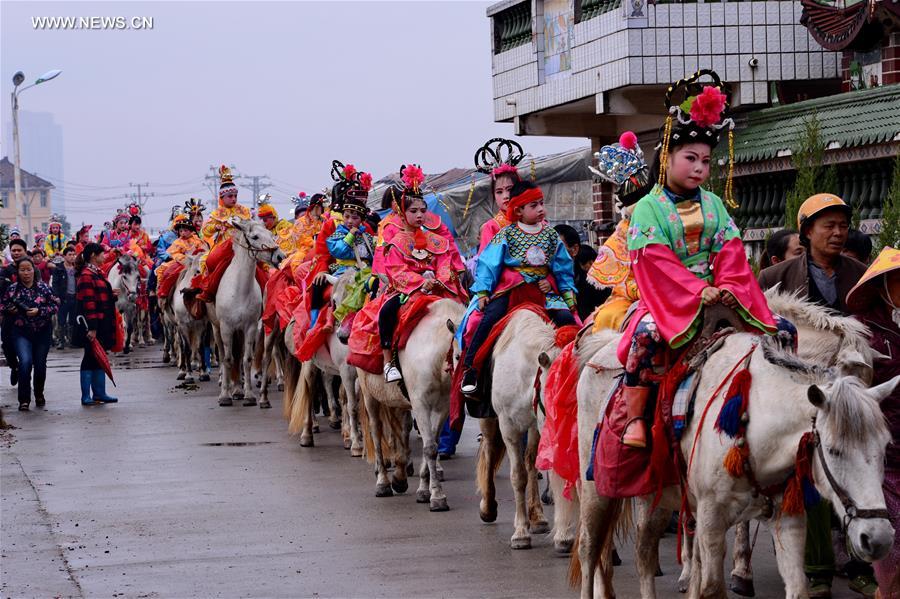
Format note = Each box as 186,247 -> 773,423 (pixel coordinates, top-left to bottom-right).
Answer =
658,69 -> 737,209
218,165 -> 237,197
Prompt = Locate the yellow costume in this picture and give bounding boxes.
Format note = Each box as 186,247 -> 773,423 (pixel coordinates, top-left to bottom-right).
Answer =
155,234 -> 207,279
198,166 -> 251,273
588,218 -> 639,331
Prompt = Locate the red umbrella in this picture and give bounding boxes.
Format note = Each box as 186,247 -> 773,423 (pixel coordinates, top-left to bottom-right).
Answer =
77,316 -> 116,386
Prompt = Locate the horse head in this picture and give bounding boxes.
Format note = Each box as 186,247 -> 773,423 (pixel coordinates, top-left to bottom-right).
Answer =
806,374 -> 898,563
115,253 -> 140,301
230,217 -> 286,268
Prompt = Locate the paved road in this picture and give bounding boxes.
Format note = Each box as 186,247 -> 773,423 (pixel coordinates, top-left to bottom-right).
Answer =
2,345 -> 863,598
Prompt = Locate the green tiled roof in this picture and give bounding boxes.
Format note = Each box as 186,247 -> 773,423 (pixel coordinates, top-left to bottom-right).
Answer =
732,85 -> 900,163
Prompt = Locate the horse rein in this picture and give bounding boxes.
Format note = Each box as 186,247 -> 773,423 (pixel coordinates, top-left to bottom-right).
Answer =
809,414 -> 890,535
233,227 -> 279,260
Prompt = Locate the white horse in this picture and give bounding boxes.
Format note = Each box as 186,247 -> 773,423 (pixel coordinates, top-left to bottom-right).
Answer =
107,253 -> 140,354
570,316 -> 896,598
206,218 -> 284,407
172,253 -> 208,384
357,298 -> 465,511
474,310 -> 566,549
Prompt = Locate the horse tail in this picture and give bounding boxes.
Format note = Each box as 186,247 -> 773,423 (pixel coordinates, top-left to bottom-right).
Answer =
288,361 -> 314,435
384,406 -> 407,462
566,498 -> 624,590
358,392 -> 376,464
567,527 -> 582,588
475,418 -> 505,497
282,354 -> 300,421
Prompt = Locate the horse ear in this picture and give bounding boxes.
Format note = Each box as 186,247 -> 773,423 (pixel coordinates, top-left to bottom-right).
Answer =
868,375 -> 900,404
538,352 -> 552,369
445,319 -> 456,334
807,384 -> 827,408
838,348 -> 873,384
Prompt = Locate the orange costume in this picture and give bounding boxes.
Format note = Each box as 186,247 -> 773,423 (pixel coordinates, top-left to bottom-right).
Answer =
588,218 -> 639,331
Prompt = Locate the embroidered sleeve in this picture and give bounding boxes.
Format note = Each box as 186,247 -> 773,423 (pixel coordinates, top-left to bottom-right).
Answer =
627,190 -> 672,252
471,233 -> 508,298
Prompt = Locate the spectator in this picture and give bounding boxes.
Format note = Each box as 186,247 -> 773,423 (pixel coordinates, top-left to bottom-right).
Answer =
843,229 -> 873,264
31,248 -> 52,283
1,238 -> 28,384
52,246 -> 78,349
759,228 -> 804,269
0,257 -> 58,410
757,193 -> 870,597
553,223 -> 581,259
846,247 -> 900,599
74,243 -> 118,406
574,245 -> 610,322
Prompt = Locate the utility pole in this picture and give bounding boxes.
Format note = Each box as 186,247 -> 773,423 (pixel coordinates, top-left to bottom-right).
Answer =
237,173 -> 272,214
129,182 -> 154,211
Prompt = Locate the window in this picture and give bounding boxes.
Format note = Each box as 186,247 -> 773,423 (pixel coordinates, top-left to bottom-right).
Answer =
0,192 -> 7,208
40,190 -> 48,207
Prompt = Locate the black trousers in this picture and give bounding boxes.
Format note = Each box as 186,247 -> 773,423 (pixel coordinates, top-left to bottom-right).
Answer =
463,294 -> 576,369
311,280 -> 328,310
378,295 -> 403,350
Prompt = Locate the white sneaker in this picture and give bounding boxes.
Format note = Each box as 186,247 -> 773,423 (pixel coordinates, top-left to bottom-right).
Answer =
384,363 -> 402,383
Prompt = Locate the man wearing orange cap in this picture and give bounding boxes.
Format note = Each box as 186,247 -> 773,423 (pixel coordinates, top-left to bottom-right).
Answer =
758,193 -> 872,597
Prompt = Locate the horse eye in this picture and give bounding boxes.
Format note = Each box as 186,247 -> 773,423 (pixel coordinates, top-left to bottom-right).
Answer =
827,447 -> 842,458
252,235 -> 259,240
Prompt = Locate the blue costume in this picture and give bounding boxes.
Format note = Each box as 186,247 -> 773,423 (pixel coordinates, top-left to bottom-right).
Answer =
155,229 -> 177,268
325,224 -> 373,275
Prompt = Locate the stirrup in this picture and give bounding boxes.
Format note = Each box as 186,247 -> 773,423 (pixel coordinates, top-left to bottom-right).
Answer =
384,363 -> 402,383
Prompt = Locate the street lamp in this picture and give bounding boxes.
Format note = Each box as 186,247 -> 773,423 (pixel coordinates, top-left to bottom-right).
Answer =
11,69 -> 62,245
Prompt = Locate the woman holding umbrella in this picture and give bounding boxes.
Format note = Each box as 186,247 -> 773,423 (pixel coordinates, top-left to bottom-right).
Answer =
0,257 -> 59,410
75,243 -> 118,405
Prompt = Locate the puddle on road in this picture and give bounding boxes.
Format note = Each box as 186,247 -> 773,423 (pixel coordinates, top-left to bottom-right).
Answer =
201,441 -> 274,447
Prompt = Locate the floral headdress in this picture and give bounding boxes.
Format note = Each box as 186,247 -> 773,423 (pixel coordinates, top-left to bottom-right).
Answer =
257,194 -> 279,219
591,131 -> 650,207
184,198 -> 205,218
48,214 -> 63,229
399,164 -> 426,205
659,69 -> 736,208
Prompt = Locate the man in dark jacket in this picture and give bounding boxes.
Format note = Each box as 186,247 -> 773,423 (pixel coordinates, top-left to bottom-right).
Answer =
757,193 -> 870,598
51,246 -> 78,349
1,239 -> 28,383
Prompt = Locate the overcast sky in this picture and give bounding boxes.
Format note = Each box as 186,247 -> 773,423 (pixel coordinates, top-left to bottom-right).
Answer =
1,0 -> 584,230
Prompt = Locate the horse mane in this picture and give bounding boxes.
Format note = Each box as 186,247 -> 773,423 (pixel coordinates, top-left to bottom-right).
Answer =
822,377 -> 891,448
575,328 -> 620,371
764,287 -> 871,356
760,335 -> 833,380
493,309 -> 557,357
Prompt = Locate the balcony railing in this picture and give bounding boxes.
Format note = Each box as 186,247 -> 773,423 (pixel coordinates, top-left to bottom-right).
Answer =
578,0 -> 623,22
494,2 -> 533,54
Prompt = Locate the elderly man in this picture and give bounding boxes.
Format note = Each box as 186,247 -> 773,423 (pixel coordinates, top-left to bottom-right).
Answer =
757,192 -> 871,598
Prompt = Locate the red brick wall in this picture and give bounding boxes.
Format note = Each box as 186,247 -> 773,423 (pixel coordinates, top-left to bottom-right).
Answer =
590,138 -> 616,244
884,32 -> 900,85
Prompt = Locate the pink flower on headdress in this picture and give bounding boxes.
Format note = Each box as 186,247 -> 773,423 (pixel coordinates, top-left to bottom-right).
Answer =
690,86 -> 727,128
359,172 -> 373,191
491,164 -> 519,179
402,164 -> 425,191
343,164 -> 357,180
298,191 -> 307,199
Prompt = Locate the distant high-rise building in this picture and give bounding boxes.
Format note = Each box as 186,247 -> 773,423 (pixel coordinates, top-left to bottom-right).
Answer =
4,110 -> 64,214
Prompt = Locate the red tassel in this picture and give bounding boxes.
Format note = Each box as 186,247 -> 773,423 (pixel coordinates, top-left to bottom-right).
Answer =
782,476 -> 804,515
723,445 -> 745,477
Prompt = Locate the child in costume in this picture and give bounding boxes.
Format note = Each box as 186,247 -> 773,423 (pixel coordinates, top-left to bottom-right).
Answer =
459,179 -> 578,395
100,212 -> 130,250
617,70 -> 777,448
586,131 -> 650,331
257,196 -> 294,255
378,164 -> 466,383
44,217 -> 68,258
473,138 -> 526,253
154,206 -> 183,268
155,215 -> 207,300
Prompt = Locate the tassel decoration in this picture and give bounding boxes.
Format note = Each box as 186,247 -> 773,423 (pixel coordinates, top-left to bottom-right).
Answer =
723,444 -> 746,477
783,432 -> 819,516
715,369 -> 751,437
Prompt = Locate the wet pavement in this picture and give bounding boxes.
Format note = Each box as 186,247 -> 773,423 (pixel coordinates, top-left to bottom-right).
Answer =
2,345 -> 863,598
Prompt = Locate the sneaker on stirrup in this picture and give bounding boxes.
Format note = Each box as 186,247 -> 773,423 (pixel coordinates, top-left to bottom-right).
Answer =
460,369 -> 478,395
384,362 -> 402,383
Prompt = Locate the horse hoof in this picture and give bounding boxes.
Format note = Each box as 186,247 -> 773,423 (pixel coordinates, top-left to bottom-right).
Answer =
312,423 -> 320,434
391,478 -> 408,494
479,500 -> 498,523
530,520 -> 550,535
218,397 -> 233,407
123,348 -> 131,355
299,434 -> 314,447
429,497 -> 449,512
258,400 -> 271,409
554,539 -> 574,555
655,565 -> 663,577
350,446 -> 363,458
277,383 -> 284,392
677,579 -> 689,594
406,462 -> 414,477
510,536 -> 531,550
375,484 -> 393,498
328,419 -> 341,430
729,575 -> 755,597
176,372 -> 186,381
415,489 -> 430,504
199,373 -> 210,382
242,397 -> 257,407
162,355 -> 171,364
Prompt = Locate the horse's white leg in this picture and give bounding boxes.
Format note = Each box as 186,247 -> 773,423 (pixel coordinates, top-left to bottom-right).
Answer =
322,372 -> 341,431
524,423 -> 549,535
729,521 -> 755,597
679,521 -> 694,593
218,326 -> 235,406
577,487 -> 617,599
274,344 -> 284,391
690,499 -> 728,599
259,328 -> 275,408
365,394 -> 392,497
549,472 -> 579,554
413,394 -> 448,512
498,419 -> 531,548
341,366 -> 363,457
475,418 -> 503,523
635,497 -> 672,599
241,324 -> 257,405
768,515 -> 807,599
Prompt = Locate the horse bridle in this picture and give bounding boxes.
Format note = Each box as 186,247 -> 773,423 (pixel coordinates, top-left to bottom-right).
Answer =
233,226 -> 279,261
810,414 -> 890,536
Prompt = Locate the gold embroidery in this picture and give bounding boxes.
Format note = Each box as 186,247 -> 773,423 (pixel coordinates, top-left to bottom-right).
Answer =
676,201 -> 704,255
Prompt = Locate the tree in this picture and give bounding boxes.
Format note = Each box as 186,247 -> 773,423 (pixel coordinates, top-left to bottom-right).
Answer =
784,115 -> 845,227
877,152 -> 900,251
